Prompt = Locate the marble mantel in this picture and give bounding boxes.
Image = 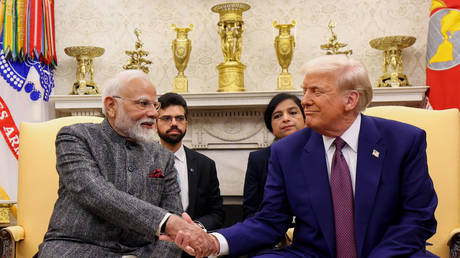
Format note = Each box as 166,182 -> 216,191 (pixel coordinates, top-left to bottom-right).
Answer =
49,86 -> 428,197
50,86 -> 428,117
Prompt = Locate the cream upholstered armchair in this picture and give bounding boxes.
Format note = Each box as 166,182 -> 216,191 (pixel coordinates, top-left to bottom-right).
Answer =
363,106 -> 460,258
0,116 -> 103,258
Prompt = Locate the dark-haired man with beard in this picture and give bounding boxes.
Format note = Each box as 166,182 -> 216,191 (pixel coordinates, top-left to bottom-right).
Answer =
156,93 -> 225,257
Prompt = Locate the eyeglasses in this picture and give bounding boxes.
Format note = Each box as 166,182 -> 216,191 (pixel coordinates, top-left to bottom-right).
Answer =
158,115 -> 186,124
112,96 -> 161,111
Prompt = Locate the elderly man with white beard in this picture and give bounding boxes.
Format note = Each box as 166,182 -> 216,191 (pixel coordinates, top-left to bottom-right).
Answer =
37,70 -> 213,258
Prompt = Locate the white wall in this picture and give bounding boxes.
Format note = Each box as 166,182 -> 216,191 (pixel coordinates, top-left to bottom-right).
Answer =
1,0 -> 431,200
54,0 -> 431,95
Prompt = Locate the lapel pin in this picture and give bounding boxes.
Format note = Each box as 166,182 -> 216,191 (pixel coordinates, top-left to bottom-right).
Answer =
372,149 -> 380,158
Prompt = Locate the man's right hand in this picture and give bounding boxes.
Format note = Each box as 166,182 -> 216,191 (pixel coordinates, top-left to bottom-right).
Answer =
159,213 -> 219,257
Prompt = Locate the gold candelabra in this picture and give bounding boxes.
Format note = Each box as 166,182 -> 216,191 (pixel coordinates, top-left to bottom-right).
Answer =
320,21 -> 352,55
369,35 -> 416,87
123,28 -> 152,74
211,2 -> 250,92
171,24 -> 193,93
273,20 -> 296,90
64,46 -> 105,95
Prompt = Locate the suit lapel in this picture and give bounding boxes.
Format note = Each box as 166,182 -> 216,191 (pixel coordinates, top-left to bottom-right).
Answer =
354,114 -> 385,257
302,131 -> 335,256
184,147 -> 199,215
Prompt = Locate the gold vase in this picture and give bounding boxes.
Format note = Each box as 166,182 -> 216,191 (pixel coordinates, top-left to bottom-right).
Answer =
64,46 -> 104,95
171,24 -> 193,93
369,36 -> 416,87
273,20 -> 296,90
211,2 -> 250,92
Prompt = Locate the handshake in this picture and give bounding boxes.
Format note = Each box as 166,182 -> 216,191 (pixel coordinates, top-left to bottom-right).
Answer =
160,213 -> 221,257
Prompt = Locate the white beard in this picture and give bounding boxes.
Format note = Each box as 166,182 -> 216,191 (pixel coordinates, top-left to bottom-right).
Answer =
114,107 -> 156,143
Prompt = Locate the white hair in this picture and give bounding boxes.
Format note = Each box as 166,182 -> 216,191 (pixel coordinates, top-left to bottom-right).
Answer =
301,55 -> 373,111
101,70 -> 149,115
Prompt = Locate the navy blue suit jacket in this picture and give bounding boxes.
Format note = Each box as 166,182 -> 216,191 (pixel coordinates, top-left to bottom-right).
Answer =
219,114 -> 437,257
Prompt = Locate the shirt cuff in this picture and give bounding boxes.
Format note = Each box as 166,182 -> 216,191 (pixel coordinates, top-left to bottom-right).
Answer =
209,232 -> 229,256
156,212 -> 172,236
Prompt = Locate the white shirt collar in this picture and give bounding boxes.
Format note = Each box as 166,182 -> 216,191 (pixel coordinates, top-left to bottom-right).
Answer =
323,114 -> 361,152
174,144 -> 186,163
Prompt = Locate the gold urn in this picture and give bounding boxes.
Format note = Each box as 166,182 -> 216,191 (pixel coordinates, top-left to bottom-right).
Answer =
273,20 -> 296,90
171,24 -> 193,93
64,46 -> 104,95
369,36 -> 416,87
211,2 -> 250,92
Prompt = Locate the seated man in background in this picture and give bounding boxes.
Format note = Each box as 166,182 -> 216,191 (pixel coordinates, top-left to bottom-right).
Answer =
243,93 -> 305,256
156,92 -> 225,257
38,70 -> 211,258
170,55 -> 438,258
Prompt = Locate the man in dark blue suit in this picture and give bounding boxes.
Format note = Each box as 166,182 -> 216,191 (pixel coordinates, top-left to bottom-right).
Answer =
170,55 -> 438,258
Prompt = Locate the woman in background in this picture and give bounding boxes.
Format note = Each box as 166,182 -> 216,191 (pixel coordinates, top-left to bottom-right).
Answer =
242,93 -> 306,257
243,92 -> 306,219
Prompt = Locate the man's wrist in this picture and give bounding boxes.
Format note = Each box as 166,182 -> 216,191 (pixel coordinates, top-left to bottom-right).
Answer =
211,234 -> 220,254
157,212 -> 172,236
208,234 -> 220,257
194,220 -> 207,232
160,216 -> 170,233
210,232 -> 229,256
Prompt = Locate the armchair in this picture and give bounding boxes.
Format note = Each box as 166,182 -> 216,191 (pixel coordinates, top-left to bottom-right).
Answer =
0,116 -> 103,258
363,106 -> 460,258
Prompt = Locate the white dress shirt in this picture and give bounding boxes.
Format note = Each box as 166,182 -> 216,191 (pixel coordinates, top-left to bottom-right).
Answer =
175,144 -> 189,211
322,114 -> 361,194
211,115 -> 362,256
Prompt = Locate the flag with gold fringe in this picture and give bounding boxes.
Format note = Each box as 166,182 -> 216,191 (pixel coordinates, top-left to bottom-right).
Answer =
0,0 -> 56,213
0,0 -> 56,102
426,0 -> 460,110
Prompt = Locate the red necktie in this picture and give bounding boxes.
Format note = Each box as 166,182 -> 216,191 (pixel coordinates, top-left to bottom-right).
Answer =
330,137 -> 357,258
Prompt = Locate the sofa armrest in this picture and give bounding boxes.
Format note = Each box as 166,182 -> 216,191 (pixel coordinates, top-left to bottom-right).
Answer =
3,226 -> 24,241
448,228 -> 460,258
1,226 -> 24,258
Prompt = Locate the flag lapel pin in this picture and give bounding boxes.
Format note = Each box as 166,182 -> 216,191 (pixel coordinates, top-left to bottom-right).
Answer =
372,149 -> 380,158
